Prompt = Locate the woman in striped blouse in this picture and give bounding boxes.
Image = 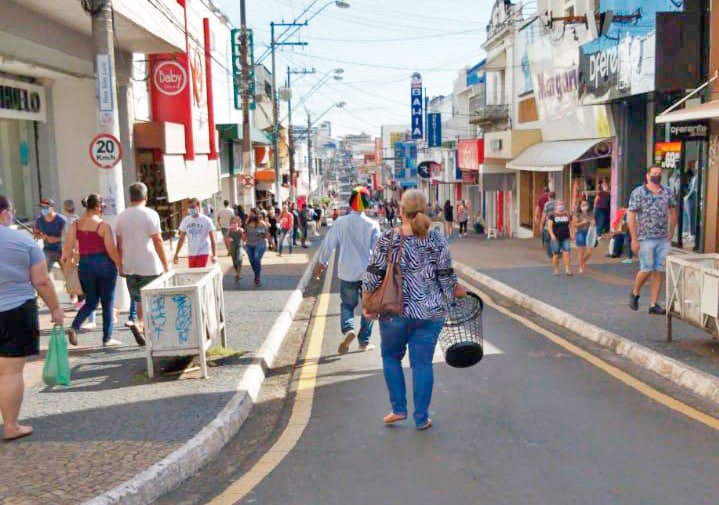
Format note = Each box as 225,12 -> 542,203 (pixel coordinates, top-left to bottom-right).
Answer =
363,189 -> 464,431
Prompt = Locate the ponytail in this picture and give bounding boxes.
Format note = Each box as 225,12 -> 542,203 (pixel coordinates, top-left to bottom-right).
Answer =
410,211 -> 431,237
401,189 -> 431,238
81,193 -> 101,211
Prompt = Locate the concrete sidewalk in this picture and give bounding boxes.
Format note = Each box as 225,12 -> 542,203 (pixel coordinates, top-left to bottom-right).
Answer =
451,235 -> 719,388
1,233 -> 324,505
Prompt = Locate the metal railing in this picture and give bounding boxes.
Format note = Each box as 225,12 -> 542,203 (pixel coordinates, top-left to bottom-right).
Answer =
470,104 -> 510,125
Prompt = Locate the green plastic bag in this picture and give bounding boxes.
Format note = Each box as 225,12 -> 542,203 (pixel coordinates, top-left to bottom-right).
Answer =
42,325 -> 71,386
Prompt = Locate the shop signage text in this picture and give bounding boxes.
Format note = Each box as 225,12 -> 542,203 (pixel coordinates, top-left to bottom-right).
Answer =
0,78 -> 46,122
411,72 -> 423,140
427,113 -> 441,147
655,142 -> 682,171
457,139 -> 484,171
153,60 -> 188,96
536,69 -> 577,101
96,54 -> 113,112
231,28 -> 256,111
657,121 -> 710,140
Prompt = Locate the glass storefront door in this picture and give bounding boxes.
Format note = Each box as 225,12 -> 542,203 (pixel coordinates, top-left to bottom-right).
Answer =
0,119 -> 38,222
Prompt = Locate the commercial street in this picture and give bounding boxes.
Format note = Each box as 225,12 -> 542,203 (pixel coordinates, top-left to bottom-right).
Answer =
153,255 -> 719,505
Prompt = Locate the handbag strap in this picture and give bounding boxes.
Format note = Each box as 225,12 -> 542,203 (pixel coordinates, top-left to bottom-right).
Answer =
386,228 -> 404,268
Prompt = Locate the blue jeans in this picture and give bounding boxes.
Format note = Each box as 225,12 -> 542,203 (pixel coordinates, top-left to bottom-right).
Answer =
595,208 -> 610,235
246,241 -> 267,279
72,253 -> 118,342
340,280 -> 373,345
379,317 -> 445,427
278,229 -> 292,255
551,238 -> 571,255
639,238 -> 670,272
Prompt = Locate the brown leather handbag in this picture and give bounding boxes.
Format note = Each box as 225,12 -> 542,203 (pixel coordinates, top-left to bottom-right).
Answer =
363,230 -> 404,315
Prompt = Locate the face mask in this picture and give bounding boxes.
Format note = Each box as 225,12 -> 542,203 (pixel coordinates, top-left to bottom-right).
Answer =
650,175 -> 661,185
189,208 -> 199,217
41,208 -> 50,217
581,205 -> 589,212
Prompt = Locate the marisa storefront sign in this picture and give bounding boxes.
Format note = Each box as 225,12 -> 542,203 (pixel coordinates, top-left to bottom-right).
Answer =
0,77 -> 46,122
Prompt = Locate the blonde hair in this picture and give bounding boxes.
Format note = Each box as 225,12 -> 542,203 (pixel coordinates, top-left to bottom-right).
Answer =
401,189 -> 431,237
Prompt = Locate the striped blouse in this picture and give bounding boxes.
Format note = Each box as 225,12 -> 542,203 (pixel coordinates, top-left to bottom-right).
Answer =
363,229 -> 458,320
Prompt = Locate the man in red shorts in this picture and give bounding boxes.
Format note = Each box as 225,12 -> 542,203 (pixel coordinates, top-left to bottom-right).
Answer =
173,198 -> 217,268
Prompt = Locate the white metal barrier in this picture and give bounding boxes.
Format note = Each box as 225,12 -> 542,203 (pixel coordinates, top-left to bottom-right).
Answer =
666,253 -> 719,342
141,265 -> 227,378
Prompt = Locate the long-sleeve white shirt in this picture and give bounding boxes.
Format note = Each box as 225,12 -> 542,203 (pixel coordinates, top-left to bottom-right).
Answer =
317,211 -> 380,282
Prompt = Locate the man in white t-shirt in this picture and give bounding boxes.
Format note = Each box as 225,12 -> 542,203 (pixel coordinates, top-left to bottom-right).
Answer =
174,197 -> 217,268
116,182 -> 169,345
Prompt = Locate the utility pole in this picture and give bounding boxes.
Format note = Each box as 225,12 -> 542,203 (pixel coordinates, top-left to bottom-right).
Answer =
239,0 -> 251,207
88,0 -> 125,221
287,67 -> 316,202
86,0 -> 128,309
307,111 -> 312,198
270,22 -> 307,204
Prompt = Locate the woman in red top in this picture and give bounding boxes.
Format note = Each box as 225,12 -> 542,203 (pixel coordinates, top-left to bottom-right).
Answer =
62,194 -> 122,346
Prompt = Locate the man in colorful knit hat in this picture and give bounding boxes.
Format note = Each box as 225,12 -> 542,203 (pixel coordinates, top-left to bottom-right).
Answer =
314,186 -> 381,354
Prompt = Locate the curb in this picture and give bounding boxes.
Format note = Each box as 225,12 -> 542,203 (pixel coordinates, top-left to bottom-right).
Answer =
454,261 -> 719,407
82,240 -> 325,505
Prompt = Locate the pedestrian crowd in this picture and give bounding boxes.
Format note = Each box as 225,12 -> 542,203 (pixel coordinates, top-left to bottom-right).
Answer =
535,167 -> 676,314
0,182 -> 333,442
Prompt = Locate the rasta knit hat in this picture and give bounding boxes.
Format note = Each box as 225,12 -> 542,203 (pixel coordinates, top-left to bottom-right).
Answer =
349,186 -> 371,211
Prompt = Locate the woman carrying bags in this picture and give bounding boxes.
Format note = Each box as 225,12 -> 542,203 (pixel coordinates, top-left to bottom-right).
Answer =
363,189 -> 465,431
62,194 -> 123,347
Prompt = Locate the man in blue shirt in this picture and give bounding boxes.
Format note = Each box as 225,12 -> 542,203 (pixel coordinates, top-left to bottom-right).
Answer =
314,187 -> 381,354
627,166 -> 677,314
34,199 -> 67,271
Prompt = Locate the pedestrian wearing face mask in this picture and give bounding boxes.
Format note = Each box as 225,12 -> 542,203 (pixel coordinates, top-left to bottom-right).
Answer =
547,200 -> 573,276
627,166 -> 677,315
574,198 -> 595,275
34,199 -> 67,272
174,198 -> 217,268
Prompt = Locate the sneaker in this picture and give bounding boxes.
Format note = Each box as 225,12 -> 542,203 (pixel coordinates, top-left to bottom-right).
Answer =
103,338 -> 123,347
338,331 -> 355,355
629,291 -> 639,311
358,343 -> 376,352
80,322 -> 97,331
124,320 -> 136,328
649,304 -> 666,315
67,327 -> 78,346
416,419 -> 433,431
621,259 -> 633,264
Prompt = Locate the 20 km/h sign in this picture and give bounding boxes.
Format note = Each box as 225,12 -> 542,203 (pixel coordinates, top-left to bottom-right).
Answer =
89,133 -> 122,168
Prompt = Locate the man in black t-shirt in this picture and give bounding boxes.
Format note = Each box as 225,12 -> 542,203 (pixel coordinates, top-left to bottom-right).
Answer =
547,201 -> 574,276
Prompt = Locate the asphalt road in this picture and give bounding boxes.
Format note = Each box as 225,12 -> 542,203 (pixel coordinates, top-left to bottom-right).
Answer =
156,264 -> 719,505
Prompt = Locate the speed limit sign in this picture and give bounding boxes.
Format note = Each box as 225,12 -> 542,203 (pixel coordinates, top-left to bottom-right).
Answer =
89,133 -> 122,168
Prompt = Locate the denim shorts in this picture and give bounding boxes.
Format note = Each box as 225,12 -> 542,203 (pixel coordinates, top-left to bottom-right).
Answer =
639,238 -> 670,272
575,229 -> 588,248
552,238 -> 571,255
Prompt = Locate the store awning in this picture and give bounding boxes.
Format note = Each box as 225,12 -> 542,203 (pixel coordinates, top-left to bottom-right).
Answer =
255,169 -> 276,182
507,138 -> 609,172
656,101 -> 719,124
217,124 -> 272,145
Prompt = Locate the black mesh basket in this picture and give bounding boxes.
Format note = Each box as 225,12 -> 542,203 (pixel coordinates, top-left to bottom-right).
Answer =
439,292 -> 484,368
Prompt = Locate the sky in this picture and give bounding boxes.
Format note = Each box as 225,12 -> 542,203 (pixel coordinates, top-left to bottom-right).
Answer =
215,0 -> 495,139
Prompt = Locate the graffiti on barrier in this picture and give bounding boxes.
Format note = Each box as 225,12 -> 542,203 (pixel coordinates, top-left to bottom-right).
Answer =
171,295 -> 192,345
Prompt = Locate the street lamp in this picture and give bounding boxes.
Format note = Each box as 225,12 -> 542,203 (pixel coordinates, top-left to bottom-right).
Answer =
307,102 -> 347,197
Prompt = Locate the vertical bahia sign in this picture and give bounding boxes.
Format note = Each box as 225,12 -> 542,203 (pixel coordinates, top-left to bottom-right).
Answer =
411,73 -> 423,140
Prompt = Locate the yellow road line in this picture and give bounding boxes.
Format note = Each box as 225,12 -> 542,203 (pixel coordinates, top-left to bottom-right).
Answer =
206,259 -> 335,505
458,278 -> 719,431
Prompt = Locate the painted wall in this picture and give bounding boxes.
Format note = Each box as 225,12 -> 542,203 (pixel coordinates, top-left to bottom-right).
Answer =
51,77 -> 102,208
